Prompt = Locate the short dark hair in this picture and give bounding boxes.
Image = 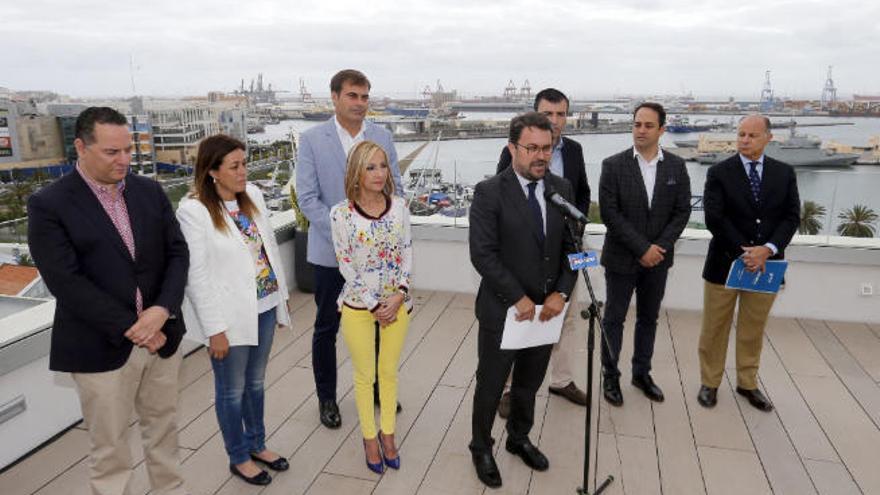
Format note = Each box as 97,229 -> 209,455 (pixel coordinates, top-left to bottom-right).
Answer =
75,107 -> 128,144
633,102 -> 666,127
330,69 -> 371,94
533,88 -> 569,112
509,112 -> 553,144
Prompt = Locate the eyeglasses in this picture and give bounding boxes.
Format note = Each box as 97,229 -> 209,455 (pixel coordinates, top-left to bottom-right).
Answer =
513,143 -> 554,155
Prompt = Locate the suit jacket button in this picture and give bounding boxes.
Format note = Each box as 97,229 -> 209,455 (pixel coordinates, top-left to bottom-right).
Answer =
544,256 -> 549,261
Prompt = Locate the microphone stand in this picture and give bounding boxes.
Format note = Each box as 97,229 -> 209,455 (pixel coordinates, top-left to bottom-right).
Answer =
565,220 -> 615,495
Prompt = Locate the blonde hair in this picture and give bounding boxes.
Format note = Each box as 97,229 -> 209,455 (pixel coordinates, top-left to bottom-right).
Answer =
344,140 -> 395,201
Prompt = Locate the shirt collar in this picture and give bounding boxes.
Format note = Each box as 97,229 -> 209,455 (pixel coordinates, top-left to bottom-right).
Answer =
739,154 -> 765,167
76,162 -> 126,195
633,146 -> 664,164
334,115 -> 365,140
554,136 -> 564,153
513,170 -> 543,192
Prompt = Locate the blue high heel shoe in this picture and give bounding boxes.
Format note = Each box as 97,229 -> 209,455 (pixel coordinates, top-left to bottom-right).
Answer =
364,438 -> 384,474
378,431 -> 401,470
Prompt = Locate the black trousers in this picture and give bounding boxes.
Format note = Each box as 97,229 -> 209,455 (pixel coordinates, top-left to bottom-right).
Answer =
312,264 -> 345,401
601,267 -> 669,380
469,324 -> 552,455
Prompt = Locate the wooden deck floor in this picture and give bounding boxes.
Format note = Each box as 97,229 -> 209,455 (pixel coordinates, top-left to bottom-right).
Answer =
2,290 -> 880,495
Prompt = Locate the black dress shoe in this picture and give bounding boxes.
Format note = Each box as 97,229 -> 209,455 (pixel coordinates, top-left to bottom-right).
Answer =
229,464 -> 272,485
373,385 -> 403,413
471,451 -> 502,488
632,374 -> 665,402
548,382 -> 588,406
497,391 -> 511,419
250,453 -> 289,471
319,399 -> 341,429
603,377 -> 624,407
736,387 -> 774,412
697,385 -> 717,408
505,439 -> 549,471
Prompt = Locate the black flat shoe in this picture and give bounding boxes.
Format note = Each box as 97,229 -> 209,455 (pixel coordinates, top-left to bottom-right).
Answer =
229,464 -> 272,486
736,387 -> 774,412
632,374 -> 665,402
697,385 -> 717,408
319,399 -> 341,429
505,439 -> 549,471
471,451 -> 502,488
250,453 -> 289,471
603,377 -> 624,407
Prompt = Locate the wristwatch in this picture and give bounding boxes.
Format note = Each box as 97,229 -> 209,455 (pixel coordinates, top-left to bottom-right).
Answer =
558,292 -> 569,302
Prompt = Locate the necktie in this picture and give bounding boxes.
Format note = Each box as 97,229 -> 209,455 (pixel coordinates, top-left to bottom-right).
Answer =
748,161 -> 761,203
527,182 -> 545,244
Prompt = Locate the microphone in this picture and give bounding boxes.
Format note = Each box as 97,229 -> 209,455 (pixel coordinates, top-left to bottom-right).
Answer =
544,184 -> 588,224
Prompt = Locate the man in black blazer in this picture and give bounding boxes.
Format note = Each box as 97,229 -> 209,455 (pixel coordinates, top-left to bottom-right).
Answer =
496,88 -> 591,411
697,114 -> 799,412
599,102 -> 691,406
27,107 -> 189,495
469,112 -> 576,488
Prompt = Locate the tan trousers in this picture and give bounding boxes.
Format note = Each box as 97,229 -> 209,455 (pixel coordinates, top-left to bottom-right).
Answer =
72,346 -> 185,495
698,281 -> 776,390
505,281 -> 581,391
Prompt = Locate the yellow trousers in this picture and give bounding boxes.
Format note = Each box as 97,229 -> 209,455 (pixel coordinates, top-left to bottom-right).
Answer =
341,305 -> 409,439
698,281 -> 776,389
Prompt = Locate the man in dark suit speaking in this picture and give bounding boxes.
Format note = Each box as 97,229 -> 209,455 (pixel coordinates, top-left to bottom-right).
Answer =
27,107 -> 189,495
496,88 -> 591,412
468,112 -> 576,488
697,114 -> 800,412
598,102 -> 692,406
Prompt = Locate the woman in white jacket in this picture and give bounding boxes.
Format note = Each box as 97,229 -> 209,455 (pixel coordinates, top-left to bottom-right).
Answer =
177,135 -> 290,486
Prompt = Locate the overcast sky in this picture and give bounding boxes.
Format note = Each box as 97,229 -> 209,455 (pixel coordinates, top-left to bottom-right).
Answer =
4,0 -> 879,100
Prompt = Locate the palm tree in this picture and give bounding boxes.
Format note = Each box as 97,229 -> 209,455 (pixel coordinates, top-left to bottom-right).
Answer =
799,200 -> 826,235
836,204 -> 878,238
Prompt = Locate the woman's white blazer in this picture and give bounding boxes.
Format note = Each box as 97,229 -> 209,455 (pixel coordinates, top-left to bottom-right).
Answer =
176,183 -> 290,346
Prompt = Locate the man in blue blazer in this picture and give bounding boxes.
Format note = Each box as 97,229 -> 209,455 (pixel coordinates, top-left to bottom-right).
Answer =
27,107 -> 189,495
296,70 -> 403,428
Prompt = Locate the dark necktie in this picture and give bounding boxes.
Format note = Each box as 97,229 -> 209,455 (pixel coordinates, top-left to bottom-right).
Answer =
527,182 -> 545,243
748,161 -> 761,203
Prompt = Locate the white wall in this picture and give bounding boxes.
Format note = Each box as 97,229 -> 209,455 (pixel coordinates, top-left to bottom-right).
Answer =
399,225 -> 880,324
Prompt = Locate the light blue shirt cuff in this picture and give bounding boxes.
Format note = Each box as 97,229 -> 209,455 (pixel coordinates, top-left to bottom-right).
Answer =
764,243 -> 778,256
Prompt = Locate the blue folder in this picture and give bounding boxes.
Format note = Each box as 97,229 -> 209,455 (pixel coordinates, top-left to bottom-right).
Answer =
725,258 -> 788,294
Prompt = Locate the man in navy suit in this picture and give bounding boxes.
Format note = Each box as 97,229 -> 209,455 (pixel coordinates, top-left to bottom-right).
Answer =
697,114 -> 800,412
598,102 -> 691,406
296,70 -> 403,428
27,107 -> 189,495
496,88 -> 591,413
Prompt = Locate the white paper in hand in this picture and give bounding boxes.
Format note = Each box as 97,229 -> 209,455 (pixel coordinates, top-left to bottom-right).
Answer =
500,303 -> 569,350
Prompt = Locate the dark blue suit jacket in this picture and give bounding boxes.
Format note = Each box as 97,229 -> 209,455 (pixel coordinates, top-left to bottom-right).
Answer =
27,172 -> 189,372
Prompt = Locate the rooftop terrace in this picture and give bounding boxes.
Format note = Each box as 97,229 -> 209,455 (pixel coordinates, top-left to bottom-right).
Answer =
1,288 -> 879,495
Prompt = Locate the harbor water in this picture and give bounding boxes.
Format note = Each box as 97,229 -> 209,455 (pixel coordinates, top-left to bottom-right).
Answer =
251,114 -> 880,236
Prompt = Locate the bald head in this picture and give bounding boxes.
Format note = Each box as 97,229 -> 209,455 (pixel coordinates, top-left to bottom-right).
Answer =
737,114 -> 773,160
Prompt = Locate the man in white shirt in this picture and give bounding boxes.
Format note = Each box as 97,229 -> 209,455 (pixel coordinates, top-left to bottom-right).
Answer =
597,102 -> 692,407
296,69 -> 403,429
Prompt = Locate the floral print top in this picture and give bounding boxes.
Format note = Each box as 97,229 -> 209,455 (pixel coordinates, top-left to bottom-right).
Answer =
330,195 -> 412,312
226,200 -> 279,312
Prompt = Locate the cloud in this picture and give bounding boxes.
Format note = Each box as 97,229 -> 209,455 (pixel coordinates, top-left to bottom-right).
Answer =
3,0 -> 878,98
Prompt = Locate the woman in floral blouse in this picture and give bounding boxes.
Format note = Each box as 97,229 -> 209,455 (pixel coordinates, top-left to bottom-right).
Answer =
331,140 -> 412,474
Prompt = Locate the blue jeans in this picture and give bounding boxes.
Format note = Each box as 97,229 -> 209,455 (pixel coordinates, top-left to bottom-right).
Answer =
211,309 -> 277,465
